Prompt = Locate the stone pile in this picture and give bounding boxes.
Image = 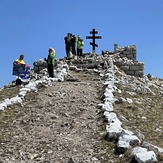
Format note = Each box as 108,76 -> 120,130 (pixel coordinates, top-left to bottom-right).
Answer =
114,44 -> 136,60
33,59 -> 47,73
102,44 -> 144,77
32,59 -> 68,81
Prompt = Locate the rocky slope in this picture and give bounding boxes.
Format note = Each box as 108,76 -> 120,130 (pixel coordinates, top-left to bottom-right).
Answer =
0,55 -> 163,163
0,69 -> 116,163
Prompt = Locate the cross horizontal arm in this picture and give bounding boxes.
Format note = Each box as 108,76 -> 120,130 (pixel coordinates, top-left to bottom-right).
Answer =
90,42 -> 98,47
86,36 -> 102,39
90,31 -> 98,34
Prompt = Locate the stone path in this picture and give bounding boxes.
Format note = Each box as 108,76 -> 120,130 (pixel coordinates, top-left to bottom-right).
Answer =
0,70 -> 116,163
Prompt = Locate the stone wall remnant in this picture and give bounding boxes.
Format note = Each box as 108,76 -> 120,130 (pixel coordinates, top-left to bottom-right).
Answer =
33,44 -> 144,78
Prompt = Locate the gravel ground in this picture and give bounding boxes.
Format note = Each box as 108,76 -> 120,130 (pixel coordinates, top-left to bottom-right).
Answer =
0,70 -> 117,163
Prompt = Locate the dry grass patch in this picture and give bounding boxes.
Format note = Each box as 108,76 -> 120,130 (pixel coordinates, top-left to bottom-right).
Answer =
0,86 -> 20,102
114,82 -> 163,148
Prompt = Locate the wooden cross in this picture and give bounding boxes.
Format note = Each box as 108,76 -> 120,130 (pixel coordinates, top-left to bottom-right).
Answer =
86,28 -> 102,53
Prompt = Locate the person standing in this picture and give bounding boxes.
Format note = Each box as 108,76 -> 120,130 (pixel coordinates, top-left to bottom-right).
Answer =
45,48 -> 56,78
71,34 -> 76,56
64,33 -> 72,57
77,36 -> 84,58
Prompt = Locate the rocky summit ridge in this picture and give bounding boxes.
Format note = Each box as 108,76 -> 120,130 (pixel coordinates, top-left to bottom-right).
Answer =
0,45 -> 163,162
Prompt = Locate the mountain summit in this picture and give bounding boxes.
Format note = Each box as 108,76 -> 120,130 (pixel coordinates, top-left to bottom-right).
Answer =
0,47 -> 163,162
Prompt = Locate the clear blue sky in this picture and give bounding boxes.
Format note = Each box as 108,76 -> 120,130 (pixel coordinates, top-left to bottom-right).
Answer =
1,0 -> 163,87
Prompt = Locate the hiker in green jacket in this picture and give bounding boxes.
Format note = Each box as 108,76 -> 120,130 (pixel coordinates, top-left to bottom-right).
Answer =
77,36 -> 84,58
45,48 -> 56,78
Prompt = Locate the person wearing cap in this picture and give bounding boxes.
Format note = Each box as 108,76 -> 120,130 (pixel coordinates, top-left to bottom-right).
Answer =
44,48 -> 56,78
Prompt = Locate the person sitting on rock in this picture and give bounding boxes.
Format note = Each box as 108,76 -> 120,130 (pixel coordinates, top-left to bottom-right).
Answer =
13,54 -> 30,85
14,54 -> 25,64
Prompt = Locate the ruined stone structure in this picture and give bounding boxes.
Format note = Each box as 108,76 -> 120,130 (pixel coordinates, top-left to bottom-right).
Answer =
114,44 -> 137,60
33,44 -> 144,77
102,44 -> 144,77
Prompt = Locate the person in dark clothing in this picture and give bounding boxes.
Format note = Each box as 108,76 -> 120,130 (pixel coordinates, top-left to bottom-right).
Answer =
44,48 -> 56,78
71,34 -> 76,56
64,33 -> 72,57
